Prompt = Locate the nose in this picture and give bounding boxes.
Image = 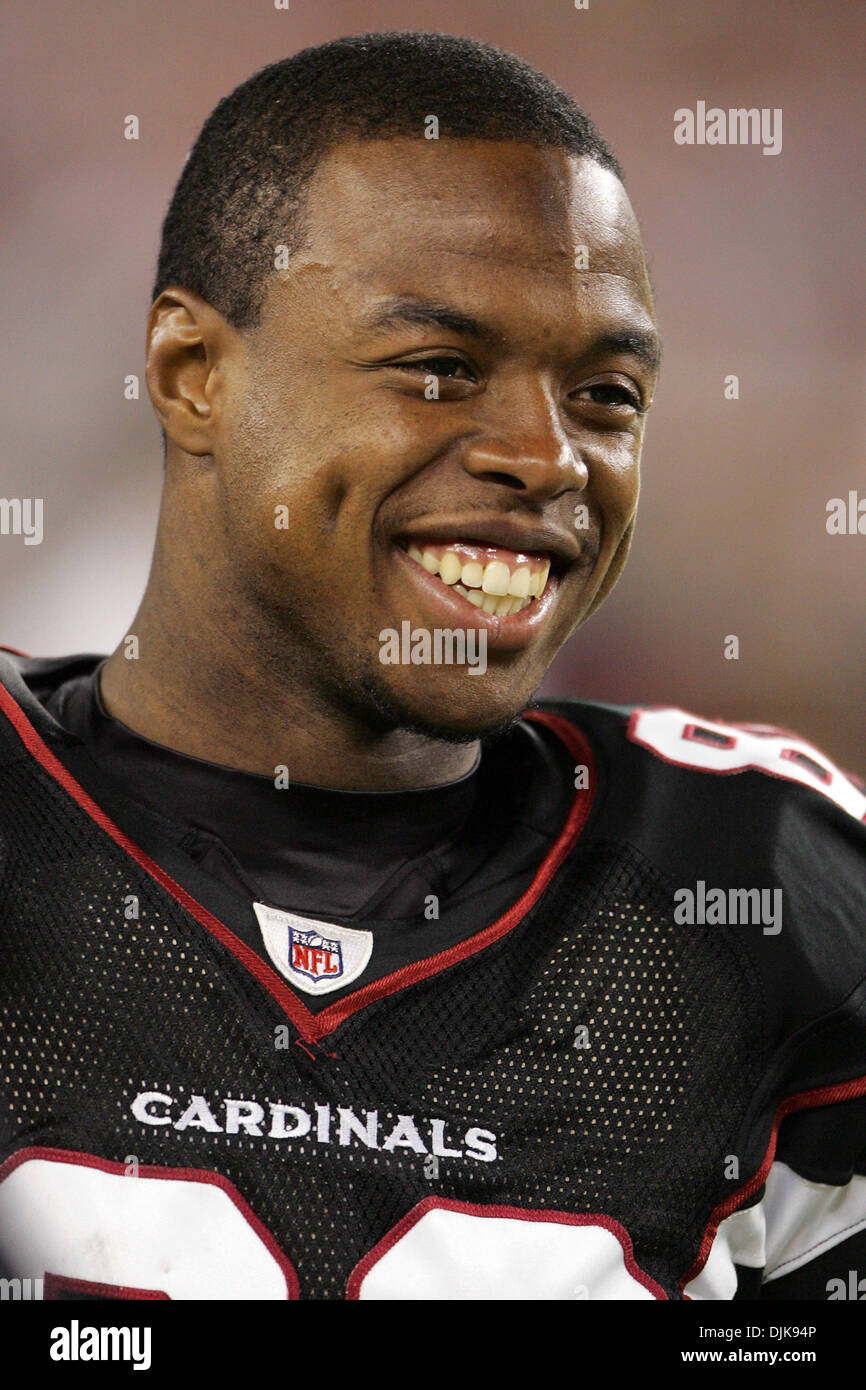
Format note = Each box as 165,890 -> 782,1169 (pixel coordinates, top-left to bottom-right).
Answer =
460,379 -> 588,500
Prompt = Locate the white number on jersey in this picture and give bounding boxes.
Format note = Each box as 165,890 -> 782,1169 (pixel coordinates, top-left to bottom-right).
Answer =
0,1150 -> 664,1299
628,707 -> 866,821
0,1149 -> 297,1299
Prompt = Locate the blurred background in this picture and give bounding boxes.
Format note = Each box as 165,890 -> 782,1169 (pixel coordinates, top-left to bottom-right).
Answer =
2,0 -> 863,772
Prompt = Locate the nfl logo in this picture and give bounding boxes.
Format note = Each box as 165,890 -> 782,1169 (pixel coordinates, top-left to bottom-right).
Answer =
254,903 -> 373,996
288,926 -> 343,982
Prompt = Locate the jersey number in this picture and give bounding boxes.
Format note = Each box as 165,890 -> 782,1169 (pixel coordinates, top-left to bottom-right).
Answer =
0,1149 -> 664,1299
628,707 -> 866,820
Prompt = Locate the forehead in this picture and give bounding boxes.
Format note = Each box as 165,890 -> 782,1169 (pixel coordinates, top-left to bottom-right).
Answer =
266,137 -> 654,335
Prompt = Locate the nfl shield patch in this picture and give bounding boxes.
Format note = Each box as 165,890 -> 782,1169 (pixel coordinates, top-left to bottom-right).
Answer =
253,903 -> 374,996
289,925 -> 342,982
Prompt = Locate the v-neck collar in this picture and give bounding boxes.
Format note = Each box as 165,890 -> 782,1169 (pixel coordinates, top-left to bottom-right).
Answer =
0,678 -> 596,1043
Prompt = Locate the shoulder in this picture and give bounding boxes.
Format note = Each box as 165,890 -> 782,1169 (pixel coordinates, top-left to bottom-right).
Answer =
0,647 -> 104,795
532,695 -> 866,1037
532,695 -> 866,828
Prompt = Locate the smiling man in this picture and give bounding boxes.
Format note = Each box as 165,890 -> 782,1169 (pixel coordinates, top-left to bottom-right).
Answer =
0,33 -> 864,1303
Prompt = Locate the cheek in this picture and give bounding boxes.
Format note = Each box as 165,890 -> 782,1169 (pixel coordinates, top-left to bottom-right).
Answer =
225,366 -> 421,521
211,424 -> 389,621
217,384 -> 340,558
585,437 -> 641,551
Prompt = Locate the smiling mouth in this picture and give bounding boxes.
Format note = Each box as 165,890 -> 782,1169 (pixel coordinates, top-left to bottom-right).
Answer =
399,540 -> 553,617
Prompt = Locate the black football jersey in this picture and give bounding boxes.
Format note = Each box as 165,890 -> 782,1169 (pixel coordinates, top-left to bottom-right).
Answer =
1,647 -> 865,1301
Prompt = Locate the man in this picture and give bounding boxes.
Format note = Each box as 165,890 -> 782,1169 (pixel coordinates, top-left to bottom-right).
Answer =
0,32 -> 864,1301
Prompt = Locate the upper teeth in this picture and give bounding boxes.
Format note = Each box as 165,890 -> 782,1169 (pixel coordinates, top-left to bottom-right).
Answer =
406,545 -> 551,616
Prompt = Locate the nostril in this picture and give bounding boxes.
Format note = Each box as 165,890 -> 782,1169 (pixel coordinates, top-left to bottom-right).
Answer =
485,472 -> 526,490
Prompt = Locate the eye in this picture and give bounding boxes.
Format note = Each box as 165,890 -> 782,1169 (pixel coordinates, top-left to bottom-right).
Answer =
571,381 -> 645,413
394,355 -> 477,382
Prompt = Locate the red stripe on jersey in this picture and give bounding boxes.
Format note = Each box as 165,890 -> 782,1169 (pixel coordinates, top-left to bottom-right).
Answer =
0,685 -> 594,1043
680,1073 -> 866,1296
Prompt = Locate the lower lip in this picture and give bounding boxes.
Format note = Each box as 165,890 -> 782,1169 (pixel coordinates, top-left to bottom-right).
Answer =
390,545 -> 562,653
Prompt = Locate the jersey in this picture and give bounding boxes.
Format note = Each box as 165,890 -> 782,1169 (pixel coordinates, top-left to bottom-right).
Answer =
0,647 -> 865,1301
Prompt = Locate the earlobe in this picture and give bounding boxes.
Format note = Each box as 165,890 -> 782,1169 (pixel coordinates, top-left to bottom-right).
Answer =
145,290 -> 225,456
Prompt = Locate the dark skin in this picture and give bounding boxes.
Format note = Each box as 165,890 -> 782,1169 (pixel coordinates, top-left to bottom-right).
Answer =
100,138 -> 660,790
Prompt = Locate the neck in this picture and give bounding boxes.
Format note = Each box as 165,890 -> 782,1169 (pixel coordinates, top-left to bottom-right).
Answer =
99,567 -> 479,794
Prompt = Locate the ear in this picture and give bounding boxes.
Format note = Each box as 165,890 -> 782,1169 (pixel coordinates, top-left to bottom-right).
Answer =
145,289 -> 241,457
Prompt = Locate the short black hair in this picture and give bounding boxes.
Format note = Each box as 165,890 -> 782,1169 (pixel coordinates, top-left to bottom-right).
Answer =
152,31 -> 623,330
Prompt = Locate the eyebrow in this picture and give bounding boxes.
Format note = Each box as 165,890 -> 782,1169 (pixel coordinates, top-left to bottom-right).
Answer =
587,329 -> 662,377
358,297 -> 661,375
358,297 -> 499,344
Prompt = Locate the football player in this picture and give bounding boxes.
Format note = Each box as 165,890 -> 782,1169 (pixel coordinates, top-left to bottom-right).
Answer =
1,32 -> 864,1302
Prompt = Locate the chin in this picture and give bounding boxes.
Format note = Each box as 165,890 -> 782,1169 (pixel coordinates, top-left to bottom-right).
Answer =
356,668 -> 533,744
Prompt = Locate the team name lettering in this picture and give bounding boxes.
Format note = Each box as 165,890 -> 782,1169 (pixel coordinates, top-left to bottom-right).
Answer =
131,1090 -> 498,1162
